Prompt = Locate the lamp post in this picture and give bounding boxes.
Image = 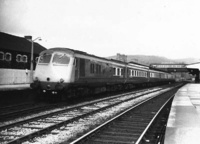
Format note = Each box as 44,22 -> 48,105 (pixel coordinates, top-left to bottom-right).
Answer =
25,36 -> 41,83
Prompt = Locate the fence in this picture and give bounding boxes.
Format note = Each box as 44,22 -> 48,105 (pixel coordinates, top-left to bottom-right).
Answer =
0,69 -> 33,85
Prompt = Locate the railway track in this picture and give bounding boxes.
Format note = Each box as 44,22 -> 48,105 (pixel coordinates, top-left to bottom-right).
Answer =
0,84 -> 182,144
70,87 -> 180,144
0,87 -> 160,122
0,103 -> 55,121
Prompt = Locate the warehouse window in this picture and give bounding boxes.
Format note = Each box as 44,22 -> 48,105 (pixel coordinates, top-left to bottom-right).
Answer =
0,51 -> 4,60
22,55 -> 27,63
16,54 -> 22,62
5,53 -> 12,61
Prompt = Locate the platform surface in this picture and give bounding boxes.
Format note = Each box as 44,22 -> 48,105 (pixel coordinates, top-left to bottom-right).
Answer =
164,84 -> 200,144
0,84 -> 30,91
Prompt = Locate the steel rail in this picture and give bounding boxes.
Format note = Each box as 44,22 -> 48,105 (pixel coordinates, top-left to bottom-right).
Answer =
69,87 -> 175,144
5,88 -> 166,144
135,94 -> 175,144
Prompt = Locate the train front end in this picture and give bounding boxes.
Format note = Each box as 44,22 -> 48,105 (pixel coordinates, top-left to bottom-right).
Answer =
31,48 -> 75,94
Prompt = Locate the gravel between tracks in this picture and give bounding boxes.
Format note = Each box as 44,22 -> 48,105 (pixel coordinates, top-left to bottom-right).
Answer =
21,88 -> 170,144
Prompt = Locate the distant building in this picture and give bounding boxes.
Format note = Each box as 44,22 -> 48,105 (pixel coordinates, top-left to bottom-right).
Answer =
150,63 -> 198,82
0,32 -> 46,69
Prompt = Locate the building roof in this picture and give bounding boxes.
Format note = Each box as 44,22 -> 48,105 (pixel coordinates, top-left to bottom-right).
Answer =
0,32 -> 46,54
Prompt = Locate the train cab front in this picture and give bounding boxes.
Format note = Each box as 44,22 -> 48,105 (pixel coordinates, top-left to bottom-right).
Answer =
31,48 -> 75,94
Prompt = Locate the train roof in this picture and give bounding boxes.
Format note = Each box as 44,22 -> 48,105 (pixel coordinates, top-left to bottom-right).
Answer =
44,47 -> 171,74
47,47 -> 129,65
0,32 -> 46,54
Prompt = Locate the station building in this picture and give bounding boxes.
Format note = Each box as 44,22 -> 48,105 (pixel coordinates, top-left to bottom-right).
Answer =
150,63 -> 199,83
0,32 -> 46,84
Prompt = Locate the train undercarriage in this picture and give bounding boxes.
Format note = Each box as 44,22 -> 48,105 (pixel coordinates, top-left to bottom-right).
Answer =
34,80 -> 174,103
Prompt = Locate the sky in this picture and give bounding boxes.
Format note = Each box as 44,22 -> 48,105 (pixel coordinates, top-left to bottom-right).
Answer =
1,0 -> 200,59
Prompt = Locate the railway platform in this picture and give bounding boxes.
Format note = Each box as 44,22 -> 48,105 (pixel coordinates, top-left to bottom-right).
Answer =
0,84 -> 30,91
164,84 -> 200,144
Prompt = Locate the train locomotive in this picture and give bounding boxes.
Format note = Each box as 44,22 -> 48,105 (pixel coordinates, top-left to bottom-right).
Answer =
31,47 -> 175,100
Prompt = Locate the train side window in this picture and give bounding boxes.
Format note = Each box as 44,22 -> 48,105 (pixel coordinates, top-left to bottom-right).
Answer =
5,53 -> 12,61
22,55 -> 27,63
130,70 -> 132,77
117,68 -> 120,76
96,64 -> 98,74
113,67 -> 116,75
99,65 -> 101,74
73,58 -> 76,66
96,64 -> 101,74
16,54 -> 22,62
90,63 -> 95,74
0,51 -> 4,60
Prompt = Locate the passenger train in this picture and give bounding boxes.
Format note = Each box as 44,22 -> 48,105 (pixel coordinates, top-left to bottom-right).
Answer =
31,47 -> 175,100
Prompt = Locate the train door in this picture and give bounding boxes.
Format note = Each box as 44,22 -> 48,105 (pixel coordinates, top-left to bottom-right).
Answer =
79,58 -> 85,77
75,58 -> 79,81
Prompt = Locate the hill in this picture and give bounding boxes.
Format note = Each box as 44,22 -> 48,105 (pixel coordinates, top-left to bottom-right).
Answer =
108,55 -> 200,65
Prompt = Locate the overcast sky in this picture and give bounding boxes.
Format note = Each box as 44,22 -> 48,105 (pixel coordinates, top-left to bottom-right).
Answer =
1,0 -> 200,59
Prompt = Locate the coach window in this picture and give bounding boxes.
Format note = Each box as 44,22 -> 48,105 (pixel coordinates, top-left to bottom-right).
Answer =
22,55 -> 27,63
73,58 -> 76,66
5,53 -> 12,61
0,52 -> 4,60
117,68 -> 120,76
130,70 -> 132,77
113,67 -> 119,76
132,70 -> 135,77
16,54 -> 22,62
96,64 -> 101,74
90,63 -> 95,74
97,65 -> 101,74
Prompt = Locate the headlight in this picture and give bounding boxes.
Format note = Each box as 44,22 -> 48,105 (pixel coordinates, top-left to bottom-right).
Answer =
34,77 -> 39,81
60,78 -> 64,83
